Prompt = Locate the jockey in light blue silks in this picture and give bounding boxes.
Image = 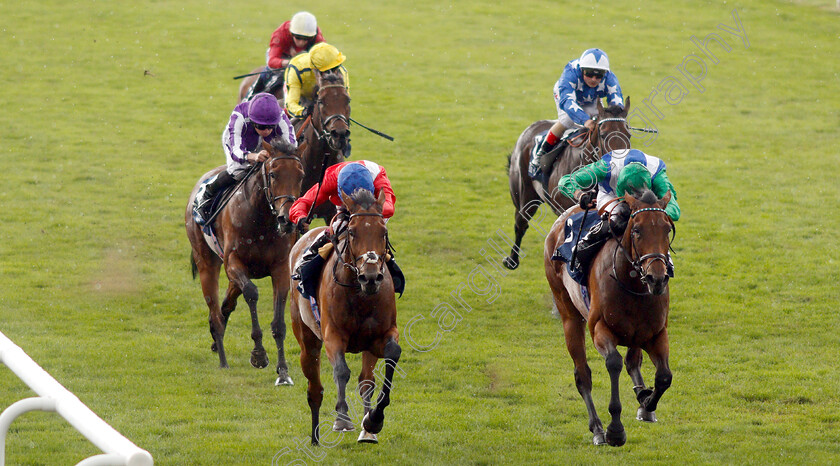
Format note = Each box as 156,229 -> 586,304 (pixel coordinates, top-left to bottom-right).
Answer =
529,48 -> 625,179
556,148 -> 680,270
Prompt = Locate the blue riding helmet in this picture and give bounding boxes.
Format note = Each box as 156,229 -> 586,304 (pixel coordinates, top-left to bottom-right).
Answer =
337,163 -> 374,199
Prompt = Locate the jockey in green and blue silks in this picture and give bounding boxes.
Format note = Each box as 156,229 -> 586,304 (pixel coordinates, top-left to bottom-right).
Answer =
558,149 -> 680,222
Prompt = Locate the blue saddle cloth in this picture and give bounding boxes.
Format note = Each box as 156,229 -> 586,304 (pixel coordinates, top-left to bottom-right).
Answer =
552,211 -> 601,285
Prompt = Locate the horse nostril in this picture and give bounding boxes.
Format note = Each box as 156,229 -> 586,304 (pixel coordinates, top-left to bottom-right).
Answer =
358,275 -> 369,284
375,273 -> 384,284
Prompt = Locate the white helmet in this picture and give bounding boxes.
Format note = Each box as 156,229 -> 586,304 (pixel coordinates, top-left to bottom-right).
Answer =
289,11 -> 317,37
578,48 -> 610,71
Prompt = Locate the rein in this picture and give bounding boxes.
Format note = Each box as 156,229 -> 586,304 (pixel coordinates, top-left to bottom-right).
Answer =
610,206 -> 675,296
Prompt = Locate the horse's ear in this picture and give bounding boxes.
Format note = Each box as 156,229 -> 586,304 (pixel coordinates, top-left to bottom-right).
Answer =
261,140 -> 272,152
658,190 -> 671,208
623,96 -> 631,117
342,192 -> 358,211
376,190 -> 386,212
597,98 -> 605,116
624,193 -> 638,210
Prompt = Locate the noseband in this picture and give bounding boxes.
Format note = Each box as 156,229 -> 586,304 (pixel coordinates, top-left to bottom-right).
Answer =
612,206 -> 675,295
261,154 -> 303,222
332,212 -> 387,288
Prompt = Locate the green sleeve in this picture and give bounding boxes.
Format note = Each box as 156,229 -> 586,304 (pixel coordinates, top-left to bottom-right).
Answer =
557,159 -> 609,199
652,170 -> 680,222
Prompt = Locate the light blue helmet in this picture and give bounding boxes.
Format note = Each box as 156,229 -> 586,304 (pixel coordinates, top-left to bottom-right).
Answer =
337,163 -> 374,199
579,48 -> 610,72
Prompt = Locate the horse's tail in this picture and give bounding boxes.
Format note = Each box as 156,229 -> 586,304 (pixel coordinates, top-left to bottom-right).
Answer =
506,152 -> 512,171
190,252 -> 198,280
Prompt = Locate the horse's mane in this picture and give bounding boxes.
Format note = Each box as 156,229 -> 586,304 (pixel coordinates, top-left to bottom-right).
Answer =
629,188 -> 659,205
270,139 -> 296,155
348,188 -> 377,210
604,105 -> 624,117
320,72 -> 345,87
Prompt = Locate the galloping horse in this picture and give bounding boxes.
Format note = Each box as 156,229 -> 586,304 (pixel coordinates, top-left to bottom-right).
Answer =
185,139 -> 304,386
237,67 -> 283,104
504,97 -> 632,270
288,189 -> 401,445
544,189 -> 675,446
294,70 -> 351,224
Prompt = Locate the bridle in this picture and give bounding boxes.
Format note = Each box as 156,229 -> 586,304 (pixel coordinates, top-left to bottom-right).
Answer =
332,212 -> 387,288
611,206 -> 676,296
313,82 -> 350,153
260,154 -> 303,222
591,117 -> 631,157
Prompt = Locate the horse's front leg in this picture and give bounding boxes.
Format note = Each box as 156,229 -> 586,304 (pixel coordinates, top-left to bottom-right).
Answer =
593,321 -> 626,447
641,328 -> 672,414
225,256 -> 268,369
271,271 -> 293,385
356,351 -> 378,443
325,340 -> 354,433
196,255 -> 227,368
363,334 -> 401,436
625,346 -> 656,422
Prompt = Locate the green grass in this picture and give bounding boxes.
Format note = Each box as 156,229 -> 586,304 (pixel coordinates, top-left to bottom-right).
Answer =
1,0 -> 839,464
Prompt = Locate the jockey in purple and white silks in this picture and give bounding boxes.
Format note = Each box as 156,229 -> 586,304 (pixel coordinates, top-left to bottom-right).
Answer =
529,48 -> 625,179
193,93 -> 296,225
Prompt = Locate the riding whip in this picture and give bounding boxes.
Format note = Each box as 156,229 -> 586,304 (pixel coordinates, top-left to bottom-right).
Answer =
349,117 -> 394,141
233,68 -> 284,80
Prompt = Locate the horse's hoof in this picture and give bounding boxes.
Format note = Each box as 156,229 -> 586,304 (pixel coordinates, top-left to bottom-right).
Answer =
250,351 -> 269,369
362,412 -> 384,435
357,429 -> 378,444
636,407 -> 657,423
502,256 -> 519,270
592,432 -> 607,446
333,418 -> 355,432
274,373 -> 294,386
606,425 -> 626,447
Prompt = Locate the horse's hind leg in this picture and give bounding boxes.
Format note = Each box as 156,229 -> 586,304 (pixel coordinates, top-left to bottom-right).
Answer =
196,255 -> 228,368
503,200 -> 539,270
296,322 -> 324,445
225,256 -> 269,369
593,321 -> 626,447
356,351 -> 378,443
363,335 -> 401,436
641,329 -> 672,415
625,347 -> 656,422
557,300 -> 606,445
325,343 -> 355,433
271,272 -> 293,385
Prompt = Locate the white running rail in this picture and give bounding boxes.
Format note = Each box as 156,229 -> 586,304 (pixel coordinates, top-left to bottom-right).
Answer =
0,331 -> 153,466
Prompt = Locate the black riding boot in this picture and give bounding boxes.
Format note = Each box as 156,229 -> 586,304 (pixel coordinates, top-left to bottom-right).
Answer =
194,170 -> 236,225
263,72 -> 284,97
572,216 -> 613,272
293,233 -> 332,299
244,69 -> 270,101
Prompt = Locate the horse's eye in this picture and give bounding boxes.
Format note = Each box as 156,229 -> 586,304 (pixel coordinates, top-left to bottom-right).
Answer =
632,227 -> 641,237
348,229 -> 355,237
268,173 -> 276,179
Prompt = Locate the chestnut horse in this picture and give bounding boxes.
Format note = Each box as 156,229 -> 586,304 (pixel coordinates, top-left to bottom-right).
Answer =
288,189 -> 400,445
185,139 -> 304,386
294,70 -> 351,225
504,97 -> 632,270
544,189 -> 675,446
237,66 -> 284,104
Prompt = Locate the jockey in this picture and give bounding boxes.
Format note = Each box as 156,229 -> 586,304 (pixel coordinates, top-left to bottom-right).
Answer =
283,42 -> 350,120
556,148 -> 680,270
290,161 -> 403,298
529,48 -> 624,179
244,11 -> 326,101
193,93 -> 296,226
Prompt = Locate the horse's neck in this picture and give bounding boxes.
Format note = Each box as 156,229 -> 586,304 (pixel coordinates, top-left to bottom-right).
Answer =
237,172 -> 268,217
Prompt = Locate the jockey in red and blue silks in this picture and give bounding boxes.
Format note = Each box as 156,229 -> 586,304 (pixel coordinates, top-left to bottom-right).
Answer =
529,48 -> 625,179
290,161 -> 403,298
193,93 -> 295,225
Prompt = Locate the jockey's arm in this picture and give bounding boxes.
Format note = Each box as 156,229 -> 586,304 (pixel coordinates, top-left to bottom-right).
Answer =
652,170 -> 680,222
283,67 -> 305,117
557,159 -> 610,199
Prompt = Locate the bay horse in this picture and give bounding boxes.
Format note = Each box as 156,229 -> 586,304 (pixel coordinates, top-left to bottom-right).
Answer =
237,66 -> 284,104
504,97 -> 632,270
288,189 -> 400,445
293,70 -> 351,225
544,189 -> 674,446
185,139 -> 304,386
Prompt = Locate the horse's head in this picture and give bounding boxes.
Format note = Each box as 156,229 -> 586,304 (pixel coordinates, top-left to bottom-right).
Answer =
313,70 -> 351,157
341,189 -> 388,295
590,96 -> 632,156
261,140 -> 304,235
623,189 -> 674,295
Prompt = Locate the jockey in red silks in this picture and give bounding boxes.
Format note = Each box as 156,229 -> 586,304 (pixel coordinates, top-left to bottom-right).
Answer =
244,11 -> 326,101
290,161 -> 403,297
